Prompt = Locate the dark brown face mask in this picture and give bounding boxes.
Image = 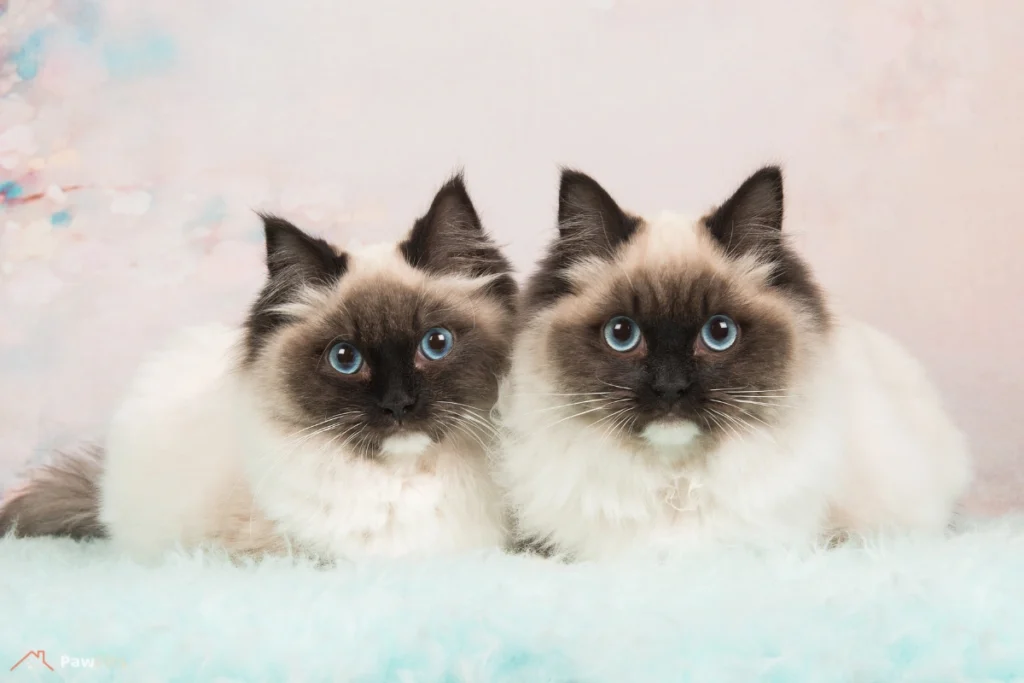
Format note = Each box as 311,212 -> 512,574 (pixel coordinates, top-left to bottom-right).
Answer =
242,174 -> 518,458
523,166 -> 830,443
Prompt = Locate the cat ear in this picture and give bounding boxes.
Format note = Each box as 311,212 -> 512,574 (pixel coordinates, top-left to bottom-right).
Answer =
244,215 -> 348,363
556,169 -> 640,261
522,170 -> 640,312
703,166 -> 785,259
260,213 -> 348,288
401,173 -> 511,280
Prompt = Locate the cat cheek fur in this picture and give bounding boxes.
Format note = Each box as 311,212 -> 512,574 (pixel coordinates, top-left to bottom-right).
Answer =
496,166 -> 971,560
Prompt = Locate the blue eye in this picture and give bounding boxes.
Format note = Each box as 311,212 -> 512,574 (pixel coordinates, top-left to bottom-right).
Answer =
328,342 -> 363,374
420,327 -> 454,360
603,316 -> 642,352
700,315 -> 739,351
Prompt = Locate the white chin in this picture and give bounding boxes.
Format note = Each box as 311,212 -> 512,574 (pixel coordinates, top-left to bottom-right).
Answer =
641,420 -> 701,448
379,432 -> 433,459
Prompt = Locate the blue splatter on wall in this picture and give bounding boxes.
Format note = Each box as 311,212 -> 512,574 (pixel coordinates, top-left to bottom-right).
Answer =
103,31 -> 176,79
50,210 -> 73,227
11,29 -> 51,80
0,181 -> 25,201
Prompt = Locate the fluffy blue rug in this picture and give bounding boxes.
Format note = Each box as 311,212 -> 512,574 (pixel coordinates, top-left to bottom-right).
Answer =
2,520 -> 1023,682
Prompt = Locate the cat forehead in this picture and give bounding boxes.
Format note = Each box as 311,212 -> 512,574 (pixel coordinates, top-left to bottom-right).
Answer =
632,210 -> 707,259
561,212 -> 775,312
346,241 -> 421,284
278,240 -> 492,316
628,211 -> 771,279
294,279 -> 482,345
279,276 -> 506,357
345,240 -> 504,292
601,269 -> 742,319
331,280 -> 468,336
554,264 -> 785,334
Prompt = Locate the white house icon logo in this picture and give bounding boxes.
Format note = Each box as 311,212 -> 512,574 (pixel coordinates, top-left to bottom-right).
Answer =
10,650 -> 55,672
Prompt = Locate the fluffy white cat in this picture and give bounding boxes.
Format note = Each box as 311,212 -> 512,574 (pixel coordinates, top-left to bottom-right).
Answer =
495,166 -> 972,560
2,175 -> 517,561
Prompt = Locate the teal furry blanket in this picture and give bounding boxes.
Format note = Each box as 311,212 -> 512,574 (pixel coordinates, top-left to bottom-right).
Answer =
2,520 -> 1023,682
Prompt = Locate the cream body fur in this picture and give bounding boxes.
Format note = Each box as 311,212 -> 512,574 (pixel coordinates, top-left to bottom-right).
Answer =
499,316 -> 845,559
500,312 -> 970,559
100,323 -> 505,561
496,170 -> 971,560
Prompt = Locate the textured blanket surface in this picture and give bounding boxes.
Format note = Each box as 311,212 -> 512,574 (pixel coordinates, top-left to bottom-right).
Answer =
2,520 -> 1024,682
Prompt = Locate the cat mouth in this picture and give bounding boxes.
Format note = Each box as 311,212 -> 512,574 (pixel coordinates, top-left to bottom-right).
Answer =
374,412 -> 432,434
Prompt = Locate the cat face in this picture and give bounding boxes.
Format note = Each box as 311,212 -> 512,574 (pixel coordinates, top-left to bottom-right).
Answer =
243,175 -> 516,459
523,166 -> 830,450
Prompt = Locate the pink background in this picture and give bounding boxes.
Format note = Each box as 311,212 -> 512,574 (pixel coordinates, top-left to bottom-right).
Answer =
1,0 -> 1020,512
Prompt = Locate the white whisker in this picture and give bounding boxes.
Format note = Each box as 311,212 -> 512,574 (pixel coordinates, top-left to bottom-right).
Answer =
542,404 -> 617,430
527,397 -> 627,414
705,407 -> 743,441
597,380 -> 632,392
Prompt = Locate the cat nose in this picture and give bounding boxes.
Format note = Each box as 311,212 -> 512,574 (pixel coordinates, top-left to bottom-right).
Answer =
651,377 -> 693,402
380,391 -> 417,419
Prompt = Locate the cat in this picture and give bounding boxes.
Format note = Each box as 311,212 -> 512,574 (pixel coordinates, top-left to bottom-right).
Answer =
494,165 -> 972,561
1,174 -> 518,561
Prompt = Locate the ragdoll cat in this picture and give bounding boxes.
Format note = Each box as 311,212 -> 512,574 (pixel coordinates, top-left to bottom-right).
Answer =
1,174 -> 517,561
495,165 -> 972,560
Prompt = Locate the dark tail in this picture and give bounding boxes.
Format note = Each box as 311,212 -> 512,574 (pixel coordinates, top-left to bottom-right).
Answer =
0,446 -> 107,540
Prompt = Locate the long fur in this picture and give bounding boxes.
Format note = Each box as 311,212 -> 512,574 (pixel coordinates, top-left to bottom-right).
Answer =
0,447 -> 106,540
495,167 -> 973,560
7,175 -> 518,561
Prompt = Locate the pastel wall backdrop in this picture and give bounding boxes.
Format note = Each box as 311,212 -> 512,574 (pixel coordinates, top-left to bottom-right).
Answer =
1,0 -> 1021,513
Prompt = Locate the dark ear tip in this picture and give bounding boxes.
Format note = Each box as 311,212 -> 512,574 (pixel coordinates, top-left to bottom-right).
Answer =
558,166 -> 590,187
437,169 -> 468,194
256,212 -> 300,242
750,165 -> 784,188
557,168 -> 606,205
426,171 -> 477,215
256,211 -> 288,228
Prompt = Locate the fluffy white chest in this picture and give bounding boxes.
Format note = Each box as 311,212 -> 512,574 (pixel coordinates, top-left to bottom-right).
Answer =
499,419 -> 836,560
238,401 -> 506,559
502,425 -> 693,559
495,340 -> 845,560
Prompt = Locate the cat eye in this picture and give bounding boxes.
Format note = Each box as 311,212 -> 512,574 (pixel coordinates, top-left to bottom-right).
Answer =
603,316 -> 642,353
328,342 -> 364,374
419,327 -> 454,361
700,315 -> 739,352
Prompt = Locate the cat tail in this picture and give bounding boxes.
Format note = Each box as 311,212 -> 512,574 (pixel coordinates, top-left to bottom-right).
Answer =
0,446 -> 107,540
